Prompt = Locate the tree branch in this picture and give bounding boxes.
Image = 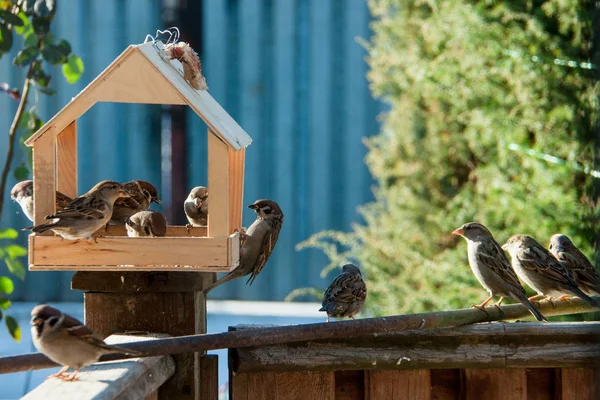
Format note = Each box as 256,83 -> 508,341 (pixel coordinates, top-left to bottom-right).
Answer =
0,62 -> 36,218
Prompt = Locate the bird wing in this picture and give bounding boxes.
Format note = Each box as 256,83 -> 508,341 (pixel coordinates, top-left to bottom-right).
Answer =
246,220 -> 282,285
555,250 -> 600,289
114,196 -> 142,210
55,191 -> 73,209
518,245 -> 575,284
322,272 -> 367,309
47,197 -> 108,221
477,240 -> 524,291
60,313 -> 111,349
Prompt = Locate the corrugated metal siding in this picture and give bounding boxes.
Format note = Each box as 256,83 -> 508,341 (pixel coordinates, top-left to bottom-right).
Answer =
0,0 -> 381,302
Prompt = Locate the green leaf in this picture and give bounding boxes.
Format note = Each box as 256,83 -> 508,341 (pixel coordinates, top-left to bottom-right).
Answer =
28,110 -> 43,130
32,62 -> 50,87
41,44 -> 67,65
17,111 -> 30,130
6,316 -> 20,342
24,30 -> 36,47
13,45 -> 39,66
0,298 -> 11,310
38,86 -> 54,95
33,0 -> 55,20
62,54 -> 84,84
0,228 -> 18,240
0,10 -> 24,26
31,16 -> 49,35
5,244 -> 27,259
0,276 -> 14,295
14,12 -> 30,35
22,0 -> 35,16
5,258 -> 25,280
13,165 -> 29,180
0,22 -> 12,52
56,39 -> 70,55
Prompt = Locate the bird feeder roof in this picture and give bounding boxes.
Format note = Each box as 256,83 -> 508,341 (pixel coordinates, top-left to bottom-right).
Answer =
25,42 -> 252,150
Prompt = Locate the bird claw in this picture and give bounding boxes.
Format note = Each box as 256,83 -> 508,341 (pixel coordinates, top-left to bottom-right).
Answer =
185,223 -> 193,233
60,372 -> 79,381
471,304 -> 490,318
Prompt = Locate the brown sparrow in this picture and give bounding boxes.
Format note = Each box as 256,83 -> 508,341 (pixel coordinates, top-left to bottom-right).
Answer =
110,180 -> 161,225
31,304 -> 141,381
184,186 -> 208,227
204,199 -> 283,293
502,234 -> 600,307
126,211 -> 168,237
549,234 -> 600,296
453,223 -> 546,321
11,180 -> 72,222
27,180 -> 130,240
320,264 -> 367,322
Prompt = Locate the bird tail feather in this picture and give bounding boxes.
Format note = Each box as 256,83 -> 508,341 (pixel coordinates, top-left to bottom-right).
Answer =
571,287 -> 600,308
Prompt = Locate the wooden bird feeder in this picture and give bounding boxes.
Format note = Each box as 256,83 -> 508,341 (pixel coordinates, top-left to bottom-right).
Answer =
25,41 -> 252,272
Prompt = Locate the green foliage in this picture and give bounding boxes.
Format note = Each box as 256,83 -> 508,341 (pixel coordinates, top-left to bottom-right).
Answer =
0,0 -> 84,340
298,0 -> 598,317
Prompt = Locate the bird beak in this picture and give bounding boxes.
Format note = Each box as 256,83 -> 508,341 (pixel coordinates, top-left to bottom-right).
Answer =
248,204 -> 258,210
152,197 -> 162,205
30,317 -> 43,326
501,243 -> 509,250
452,228 -> 464,236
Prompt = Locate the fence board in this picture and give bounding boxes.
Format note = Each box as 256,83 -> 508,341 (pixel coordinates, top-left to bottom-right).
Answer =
233,371 -> 335,400
366,370 -> 431,400
463,369 -> 526,400
559,368 -> 599,400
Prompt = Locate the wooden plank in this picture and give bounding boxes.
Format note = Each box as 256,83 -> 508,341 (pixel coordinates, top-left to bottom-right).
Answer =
93,49 -> 186,104
198,355 -> 219,400
559,368 -> 599,400
208,132 -> 230,237
430,369 -> 461,400
56,121 -> 78,198
21,335 -> 175,400
231,372 -> 249,400
463,369 -> 526,400
242,371 -> 334,400
334,370 -> 364,400
228,147 -> 245,233
525,368 -> 554,400
32,133 -> 56,225
137,43 -> 253,150
29,233 -> 240,269
366,370 -> 431,400
103,225 -> 208,237
72,271 -> 213,293
26,99 -> 95,146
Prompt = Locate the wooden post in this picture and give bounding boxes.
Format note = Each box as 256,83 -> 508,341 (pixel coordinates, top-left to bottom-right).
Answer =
228,147 -> 245,233
208,130 -> 230,236
71,272 -> 217,400
56,121 -> 78,198
32,132 -> 56,225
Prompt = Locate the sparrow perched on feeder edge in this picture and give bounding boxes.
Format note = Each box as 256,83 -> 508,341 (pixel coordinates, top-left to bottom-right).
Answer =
452,222 -> 546,321
502,234 -> 600,308
184,186 -> 208,228
26,180 -> 130,240
30,304 -> 141,381
110,180 -> 161,225
126,210 -> 168,237
11,180 -> 72,222
548,234 -> 600,296
320,264 -> 367,322
204,199 -> 284,293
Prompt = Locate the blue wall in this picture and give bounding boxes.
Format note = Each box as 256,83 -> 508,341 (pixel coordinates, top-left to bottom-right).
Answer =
0,0 -> 381,302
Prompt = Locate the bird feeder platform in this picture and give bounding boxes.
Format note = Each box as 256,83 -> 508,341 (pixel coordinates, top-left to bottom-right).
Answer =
24,40 -> 252,272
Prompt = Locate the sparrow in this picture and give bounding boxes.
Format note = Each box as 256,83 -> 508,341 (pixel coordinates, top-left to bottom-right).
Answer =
126,211 -> 168,237
31,304 -> 141,381
502,234 -> 600,308
184,186 -> 208,227
548,234 -> 600,296
26,180 -> 130,240
319,264 -> 367,322
204,199 -> 283,293
110,180 -> 161,225
452,223 -> 546,321
11,180 -> 72,222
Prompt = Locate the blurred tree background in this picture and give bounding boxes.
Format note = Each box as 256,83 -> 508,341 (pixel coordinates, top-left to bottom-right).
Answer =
296,0 -> 599,317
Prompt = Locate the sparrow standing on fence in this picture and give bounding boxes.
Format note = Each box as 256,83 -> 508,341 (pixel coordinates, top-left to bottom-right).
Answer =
31,304 -> 141,381
502,234 -> 600,308
204,199 -> 283,293
184,186 -> 209,227
110,180 -> 161,225
548,234 -> 600,296
126,210 -> 168,237
27,180 -> 130,240
320,264 -> 367,322
11,180 -> 72,222
452,223 -> 546,321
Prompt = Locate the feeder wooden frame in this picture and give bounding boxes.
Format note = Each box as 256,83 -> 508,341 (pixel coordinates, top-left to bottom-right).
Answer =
25,42 -> 252,271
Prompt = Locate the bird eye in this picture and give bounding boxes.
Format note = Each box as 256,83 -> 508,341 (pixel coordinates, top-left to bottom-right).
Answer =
47,316 -> 60,327
263,208 -> 272,214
